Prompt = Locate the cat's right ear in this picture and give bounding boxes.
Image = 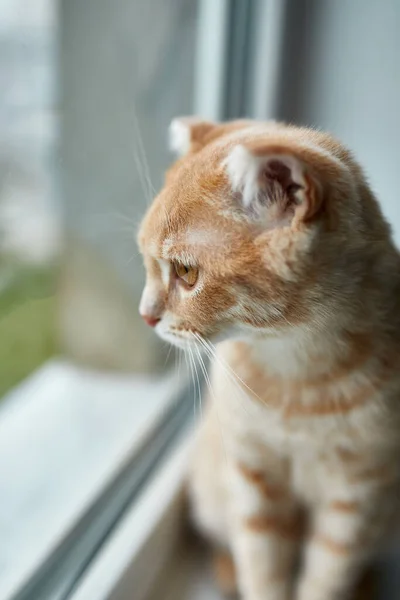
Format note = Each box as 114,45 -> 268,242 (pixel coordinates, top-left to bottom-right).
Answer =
169,117 -> 217,156
224,144 -> 322,229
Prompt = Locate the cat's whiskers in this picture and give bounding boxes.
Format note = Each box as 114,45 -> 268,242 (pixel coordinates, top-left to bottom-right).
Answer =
194,332 -> 268,408
126,251 -> 141,265
191,334 -> 228,462
182,349 -> 197,420
188,344 -> 203,420
194,333 -> 250,402
177,346 -> 182,380
96,211 -> 143,266
80,211 -> 143,254
192,338 -> 262,420
130,103 -> 156,203
164,342 -> 174,367
90,210 -> 142,232
114,64 -> 155,205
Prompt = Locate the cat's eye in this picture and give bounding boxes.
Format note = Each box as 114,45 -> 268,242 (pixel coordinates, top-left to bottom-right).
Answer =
174,263 -> 198,287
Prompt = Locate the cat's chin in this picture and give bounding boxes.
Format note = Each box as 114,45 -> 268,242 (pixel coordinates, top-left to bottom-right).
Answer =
157,328 -> 197,350
156,319 -> 264,352
158,326 -> 251,351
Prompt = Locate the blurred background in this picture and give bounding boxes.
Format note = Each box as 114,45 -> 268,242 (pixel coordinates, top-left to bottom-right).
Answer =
0,0 -> 58,396
0,0 -> 399,394
0,0 -> 398,598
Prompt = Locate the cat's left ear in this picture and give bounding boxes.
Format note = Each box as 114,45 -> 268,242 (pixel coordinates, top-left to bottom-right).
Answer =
169,117 -> 217,156
224,144 -> 321,228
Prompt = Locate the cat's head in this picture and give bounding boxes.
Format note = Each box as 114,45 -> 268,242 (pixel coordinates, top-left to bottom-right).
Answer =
137,118 -> 389,349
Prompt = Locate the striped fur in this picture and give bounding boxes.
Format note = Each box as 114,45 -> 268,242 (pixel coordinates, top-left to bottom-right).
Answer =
138,119 -> 400,600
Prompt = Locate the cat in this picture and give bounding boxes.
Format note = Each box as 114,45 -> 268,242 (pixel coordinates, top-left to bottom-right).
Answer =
137,117 -> 400,600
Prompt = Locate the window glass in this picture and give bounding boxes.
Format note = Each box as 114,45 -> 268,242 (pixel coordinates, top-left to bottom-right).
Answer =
60,0 -> 198,375
0,0 -> 58,398
0,0 -> 199,399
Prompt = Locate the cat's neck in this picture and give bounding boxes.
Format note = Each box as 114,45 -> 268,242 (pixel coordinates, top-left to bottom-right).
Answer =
249,324 -> 345,380
236,310 -> 381,383
250,254 -> 400,381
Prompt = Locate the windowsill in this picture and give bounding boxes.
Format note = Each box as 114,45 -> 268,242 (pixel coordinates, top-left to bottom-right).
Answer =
147,534 -> 222,600
0,359 -> 183,599
70,427 -> 195,600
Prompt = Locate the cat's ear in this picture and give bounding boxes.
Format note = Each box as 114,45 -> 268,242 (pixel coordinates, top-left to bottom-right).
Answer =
169,117 -> 217,156
224,144 -> 321,228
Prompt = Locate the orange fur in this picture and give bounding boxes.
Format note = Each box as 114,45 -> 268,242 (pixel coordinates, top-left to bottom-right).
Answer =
138,118 -> 400,600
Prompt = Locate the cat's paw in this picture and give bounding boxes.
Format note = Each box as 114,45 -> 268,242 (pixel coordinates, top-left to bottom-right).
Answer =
295,579 -> 344,600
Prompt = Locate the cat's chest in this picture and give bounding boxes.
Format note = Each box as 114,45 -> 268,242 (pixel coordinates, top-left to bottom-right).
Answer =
214,341 -> 367,449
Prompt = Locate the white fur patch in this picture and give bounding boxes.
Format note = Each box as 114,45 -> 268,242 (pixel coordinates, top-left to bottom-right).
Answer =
228,465 -> 267,518
185,227 -> 228,248
169,118 -> 191,156
157,258 -> 170,287
223,145 -> 306,215
224,145 -> 263,208
139,284 -> 159,320
303,540 -> 348,580
316,508 -> 361,546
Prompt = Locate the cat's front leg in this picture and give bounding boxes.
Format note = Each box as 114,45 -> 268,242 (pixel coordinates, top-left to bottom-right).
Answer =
228,460 -> 301,600
295,484 -> 397,600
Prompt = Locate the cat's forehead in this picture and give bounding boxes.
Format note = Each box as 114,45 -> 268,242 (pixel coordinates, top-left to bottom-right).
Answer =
139,158 -> 234,260
161,226 -> 234,261
142,220 -> 234,266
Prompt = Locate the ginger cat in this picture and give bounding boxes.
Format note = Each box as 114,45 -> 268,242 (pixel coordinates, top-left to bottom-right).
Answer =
137,117 -> 400,600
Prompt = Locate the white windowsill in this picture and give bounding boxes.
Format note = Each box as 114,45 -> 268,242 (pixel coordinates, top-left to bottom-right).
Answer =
69,425 -> 223,600
70,429 -> 195,600
0,359 -> 183,599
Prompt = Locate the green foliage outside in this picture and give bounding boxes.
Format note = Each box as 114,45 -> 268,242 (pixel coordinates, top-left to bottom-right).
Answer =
0,260 -> 57,398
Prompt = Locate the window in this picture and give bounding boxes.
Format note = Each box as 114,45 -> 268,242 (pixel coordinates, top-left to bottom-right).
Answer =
1,1 -> 399,599
0,0 -> 58,397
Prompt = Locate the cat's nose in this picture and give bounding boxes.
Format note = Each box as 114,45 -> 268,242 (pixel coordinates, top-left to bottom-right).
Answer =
142,314 -> 160,328
139,286 -> 163,327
